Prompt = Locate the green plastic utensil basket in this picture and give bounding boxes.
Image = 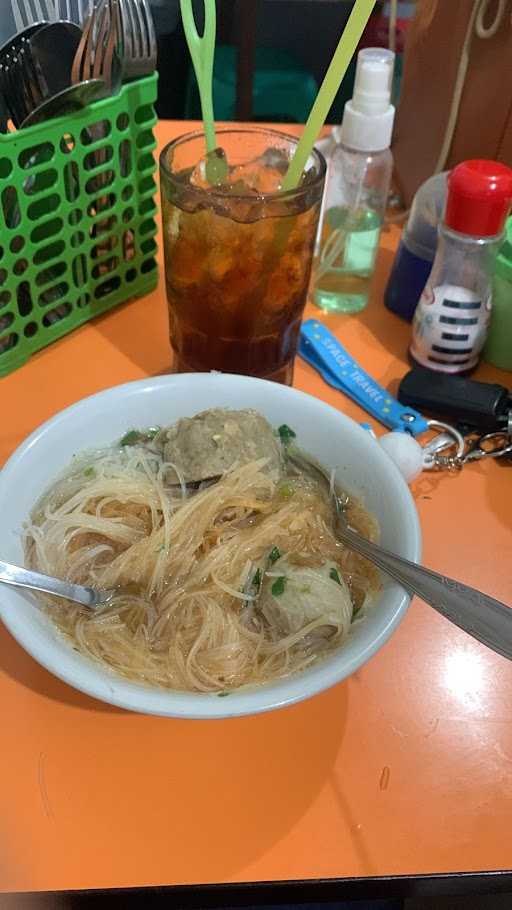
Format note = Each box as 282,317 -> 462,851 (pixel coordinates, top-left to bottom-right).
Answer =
0,73 -> 159,377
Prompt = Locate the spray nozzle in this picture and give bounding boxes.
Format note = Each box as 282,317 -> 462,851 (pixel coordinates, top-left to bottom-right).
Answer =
352,47 -> 395,116
339,46 -> 396,151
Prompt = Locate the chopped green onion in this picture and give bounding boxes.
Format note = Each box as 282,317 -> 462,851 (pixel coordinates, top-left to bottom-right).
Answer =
253,568 -> 262,589
269,546 -> 281,564
120,427 -> 160,447
271,576 -> 286,597
83,466 -> 95,478
278,424 -> 297,444
120,430 -> 141,446
217,691 -> 231,697
329,567 -> 342,585
278,482 -> 295,499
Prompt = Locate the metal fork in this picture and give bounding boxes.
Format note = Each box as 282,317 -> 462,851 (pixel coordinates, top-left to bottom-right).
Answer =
120,0 -> 157,80
71,0 -> 123,256
71,0 -> 122,91
289,449 -> 512,662
53,0 -> 93,23
11,0 -> 57,32
77,0 -> 94,23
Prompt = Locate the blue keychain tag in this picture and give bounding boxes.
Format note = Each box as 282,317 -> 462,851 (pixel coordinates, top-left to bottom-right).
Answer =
299,320 -> 429,436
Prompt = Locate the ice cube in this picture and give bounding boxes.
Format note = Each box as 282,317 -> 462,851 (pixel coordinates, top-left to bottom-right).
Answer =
260,146 -> 290,176
189,156 -> 209,189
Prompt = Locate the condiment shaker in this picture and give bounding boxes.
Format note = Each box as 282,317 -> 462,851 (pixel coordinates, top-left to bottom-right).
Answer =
410,160 -> 512,374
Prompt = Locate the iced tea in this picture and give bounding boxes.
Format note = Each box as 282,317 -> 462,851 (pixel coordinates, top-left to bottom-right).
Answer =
160,129 -> 325,384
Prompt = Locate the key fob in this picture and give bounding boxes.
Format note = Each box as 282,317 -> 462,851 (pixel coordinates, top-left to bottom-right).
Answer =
398,368 -> 511,432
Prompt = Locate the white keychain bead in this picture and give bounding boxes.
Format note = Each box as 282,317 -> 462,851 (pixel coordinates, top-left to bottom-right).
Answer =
378,432 -> 424,483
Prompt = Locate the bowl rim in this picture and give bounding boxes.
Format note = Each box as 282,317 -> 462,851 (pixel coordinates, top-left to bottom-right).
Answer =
0,373 -> 421,719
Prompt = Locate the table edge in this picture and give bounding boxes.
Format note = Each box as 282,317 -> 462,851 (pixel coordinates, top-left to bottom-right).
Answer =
3,871 -> 512,906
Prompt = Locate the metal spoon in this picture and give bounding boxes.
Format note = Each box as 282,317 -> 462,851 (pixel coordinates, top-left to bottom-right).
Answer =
27,20 -> 82,95
20,78 -> 108,127
0,470 -> 223,610
289,450 -> 512,662
0,559 -> 113,608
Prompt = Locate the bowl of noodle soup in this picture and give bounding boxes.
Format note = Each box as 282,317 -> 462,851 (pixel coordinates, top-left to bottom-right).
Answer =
0,373 -> 420,718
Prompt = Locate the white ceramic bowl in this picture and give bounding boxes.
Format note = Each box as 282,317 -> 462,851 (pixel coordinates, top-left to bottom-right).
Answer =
0,373 -> 421,718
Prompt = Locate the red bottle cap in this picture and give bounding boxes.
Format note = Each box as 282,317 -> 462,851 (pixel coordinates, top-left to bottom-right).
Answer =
445,159 -> 512,237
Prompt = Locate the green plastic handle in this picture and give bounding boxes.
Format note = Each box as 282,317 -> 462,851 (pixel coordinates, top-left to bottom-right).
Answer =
180,0 -> 217,153
282,0 -> 377,190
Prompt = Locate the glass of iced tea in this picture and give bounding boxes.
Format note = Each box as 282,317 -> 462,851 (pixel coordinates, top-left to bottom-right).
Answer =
160,128 -> 326,384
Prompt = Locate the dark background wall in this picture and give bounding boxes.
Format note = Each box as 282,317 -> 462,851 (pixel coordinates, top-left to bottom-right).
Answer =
154,0 -> 357,123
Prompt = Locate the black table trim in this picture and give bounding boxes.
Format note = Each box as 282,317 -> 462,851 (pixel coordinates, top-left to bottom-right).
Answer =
2,871 -> 512,907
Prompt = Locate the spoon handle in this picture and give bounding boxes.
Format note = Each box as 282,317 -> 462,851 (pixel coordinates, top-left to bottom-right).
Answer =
180,0 -> 217,152
337,524 -> 512,661
0,559 -> 103,609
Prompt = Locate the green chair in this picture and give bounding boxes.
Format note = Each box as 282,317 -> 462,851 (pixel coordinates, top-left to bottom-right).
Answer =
185,44 -> 318,122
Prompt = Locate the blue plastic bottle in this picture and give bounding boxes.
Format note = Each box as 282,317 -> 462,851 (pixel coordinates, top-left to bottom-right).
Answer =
384,171 -> 448,321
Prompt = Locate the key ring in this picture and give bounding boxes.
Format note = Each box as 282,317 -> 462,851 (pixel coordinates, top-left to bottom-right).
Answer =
421,420 -> 466,470
463,431 -> 512,463
298,322 -> 511,479
431,429 -> 512,470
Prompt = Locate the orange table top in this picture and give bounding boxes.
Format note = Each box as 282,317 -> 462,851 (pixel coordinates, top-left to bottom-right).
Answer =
1,120 -> 512,896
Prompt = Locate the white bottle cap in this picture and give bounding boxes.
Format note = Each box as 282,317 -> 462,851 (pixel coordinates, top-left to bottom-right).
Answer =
340,47 -> 396,152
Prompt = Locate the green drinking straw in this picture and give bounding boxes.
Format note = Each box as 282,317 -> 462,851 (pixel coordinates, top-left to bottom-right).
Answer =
282,0 -> 378,191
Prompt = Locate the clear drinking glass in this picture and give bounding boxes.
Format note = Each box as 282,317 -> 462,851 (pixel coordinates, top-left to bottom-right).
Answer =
160,128 -> 326,384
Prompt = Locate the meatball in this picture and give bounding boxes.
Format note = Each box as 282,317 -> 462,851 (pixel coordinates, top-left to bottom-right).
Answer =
260,556 -> 353,641
163,408 -> 283,482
